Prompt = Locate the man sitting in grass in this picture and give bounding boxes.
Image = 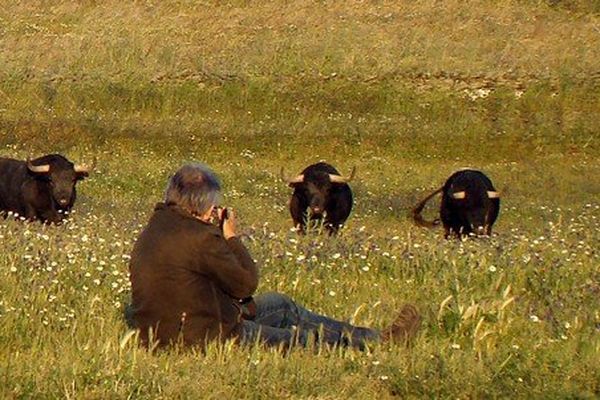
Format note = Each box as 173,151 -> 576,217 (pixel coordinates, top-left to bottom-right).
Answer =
127,163 -> 421,350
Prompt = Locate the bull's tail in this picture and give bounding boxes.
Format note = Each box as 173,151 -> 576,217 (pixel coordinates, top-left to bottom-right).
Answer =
412,187 -> 443,228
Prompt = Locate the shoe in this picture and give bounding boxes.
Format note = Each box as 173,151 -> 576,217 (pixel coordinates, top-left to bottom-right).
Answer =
381,304 -> 421,344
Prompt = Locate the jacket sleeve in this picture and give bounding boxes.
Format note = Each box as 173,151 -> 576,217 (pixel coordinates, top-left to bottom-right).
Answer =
198,233 -> 259,299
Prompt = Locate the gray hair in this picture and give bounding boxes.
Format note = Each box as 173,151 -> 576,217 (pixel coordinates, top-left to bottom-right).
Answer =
164,163 -> 221,216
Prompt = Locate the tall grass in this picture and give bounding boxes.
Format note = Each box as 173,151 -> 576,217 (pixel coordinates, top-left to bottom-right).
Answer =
0,1 -> 599,398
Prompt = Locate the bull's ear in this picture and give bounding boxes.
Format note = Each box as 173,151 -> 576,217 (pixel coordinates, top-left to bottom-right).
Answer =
74,164 -> 90,179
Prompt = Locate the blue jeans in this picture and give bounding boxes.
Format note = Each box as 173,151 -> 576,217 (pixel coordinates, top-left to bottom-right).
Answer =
239,292 -> 380,349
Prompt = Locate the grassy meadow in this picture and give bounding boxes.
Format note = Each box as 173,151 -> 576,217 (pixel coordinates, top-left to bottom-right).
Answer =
1,1 -> 599,398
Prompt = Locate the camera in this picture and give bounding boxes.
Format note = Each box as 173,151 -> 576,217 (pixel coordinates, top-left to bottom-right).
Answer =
216,207 -> 228,229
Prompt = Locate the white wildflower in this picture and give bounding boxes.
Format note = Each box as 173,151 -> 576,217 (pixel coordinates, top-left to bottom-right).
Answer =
530,315 -> 540,323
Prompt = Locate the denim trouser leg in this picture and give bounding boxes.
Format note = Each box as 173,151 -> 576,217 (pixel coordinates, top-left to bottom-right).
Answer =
239,292 -> 380,349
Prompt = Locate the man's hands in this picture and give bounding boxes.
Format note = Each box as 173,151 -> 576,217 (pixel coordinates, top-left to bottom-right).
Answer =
239,297 -> 256,320
218,207 -> 237,240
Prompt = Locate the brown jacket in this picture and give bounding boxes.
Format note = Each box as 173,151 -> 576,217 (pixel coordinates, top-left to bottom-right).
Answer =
128,203 -> 259,347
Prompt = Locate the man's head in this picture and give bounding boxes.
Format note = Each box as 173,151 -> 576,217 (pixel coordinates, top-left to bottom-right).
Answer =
165,163 -> 221,217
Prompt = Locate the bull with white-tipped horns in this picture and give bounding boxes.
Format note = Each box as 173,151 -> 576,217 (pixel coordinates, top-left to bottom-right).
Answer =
412,169 -> 500,238
0,154 -> 90,224
281,162 -> 355,235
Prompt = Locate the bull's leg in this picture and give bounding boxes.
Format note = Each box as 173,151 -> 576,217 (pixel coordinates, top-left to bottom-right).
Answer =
293,214 -> 307,234
290,196 -> 306,234
443,223 -> 452,239
295,222 -> 306,235
445,225 -> 463,239
23,205 -> 38,221
324,221 -> 339,236
39,210 -> 62,224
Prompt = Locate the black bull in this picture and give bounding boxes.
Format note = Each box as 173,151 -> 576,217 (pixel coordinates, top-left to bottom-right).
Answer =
282,162 -> 355,235
0,154 -> 89,223
412,169 -> 500,238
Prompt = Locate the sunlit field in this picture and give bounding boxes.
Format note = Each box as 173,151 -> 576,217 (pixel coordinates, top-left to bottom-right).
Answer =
1,1 -> 599,398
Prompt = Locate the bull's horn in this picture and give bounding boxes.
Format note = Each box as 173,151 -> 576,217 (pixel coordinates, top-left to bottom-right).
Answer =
329,166 -> 356,183
27,159 -> 50,173
74,164 -> 90,173
280,167 -> 304,184
452,191 -> 466,199
487,191 -> 500,198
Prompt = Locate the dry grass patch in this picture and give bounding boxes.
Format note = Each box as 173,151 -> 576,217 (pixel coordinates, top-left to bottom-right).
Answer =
1,1 -> 599,85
